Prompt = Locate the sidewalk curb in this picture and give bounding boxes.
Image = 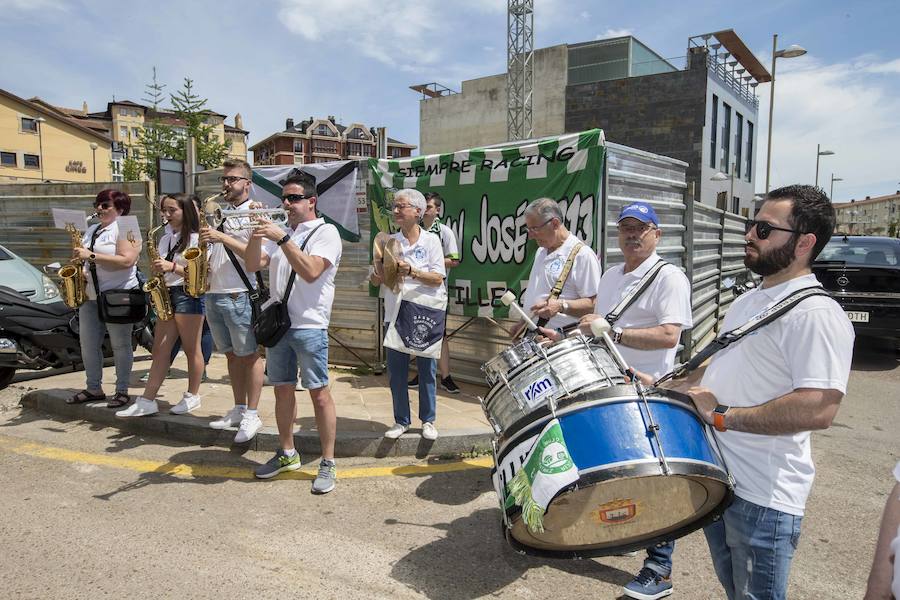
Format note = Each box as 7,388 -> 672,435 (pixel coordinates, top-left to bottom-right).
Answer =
20,389 -> 496,458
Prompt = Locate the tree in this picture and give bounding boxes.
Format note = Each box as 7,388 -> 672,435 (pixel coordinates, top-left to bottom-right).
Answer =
121,157 -> 143,181
169,78 -> 231,169
135,67 -> 178,180
889,220 -> 898,238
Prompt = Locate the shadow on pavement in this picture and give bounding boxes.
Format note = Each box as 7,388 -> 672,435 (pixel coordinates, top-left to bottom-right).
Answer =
414,469 -> 492,506
389,507 -> 632,599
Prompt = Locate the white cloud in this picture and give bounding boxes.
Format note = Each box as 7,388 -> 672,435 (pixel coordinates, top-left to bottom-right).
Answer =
0,0 -> 68,10
595,28 -> 634,40
757,54 -> 900,201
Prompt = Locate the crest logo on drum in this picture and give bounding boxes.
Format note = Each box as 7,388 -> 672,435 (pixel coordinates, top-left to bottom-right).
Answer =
592,498 -> 639,525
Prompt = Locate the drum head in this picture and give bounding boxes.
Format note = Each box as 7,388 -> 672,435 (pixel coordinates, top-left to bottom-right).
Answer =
507,466 -> 731,558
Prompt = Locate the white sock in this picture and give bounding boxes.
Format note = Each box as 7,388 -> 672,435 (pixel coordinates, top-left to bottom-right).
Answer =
284,448 -> 297,457
245,408 -> 257,417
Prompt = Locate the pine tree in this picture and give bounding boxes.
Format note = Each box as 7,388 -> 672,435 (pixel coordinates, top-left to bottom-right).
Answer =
136,67 -> 178,179
169,78 -> 231,169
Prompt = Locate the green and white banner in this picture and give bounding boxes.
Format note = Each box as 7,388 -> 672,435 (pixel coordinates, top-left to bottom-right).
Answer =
368,129 -> 605,319
250,162 -> 360,242
506,418 -> 580,533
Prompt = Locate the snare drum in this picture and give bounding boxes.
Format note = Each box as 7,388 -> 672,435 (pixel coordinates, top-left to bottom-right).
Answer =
482,338 -> 538,387
482,335 -> 624,435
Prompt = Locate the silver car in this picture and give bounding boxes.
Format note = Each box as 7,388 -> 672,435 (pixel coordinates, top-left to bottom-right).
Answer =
0,244 -> 62,304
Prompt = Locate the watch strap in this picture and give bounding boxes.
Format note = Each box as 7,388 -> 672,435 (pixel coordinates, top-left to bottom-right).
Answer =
713,404 -> 729,432
276,234 -> 291,246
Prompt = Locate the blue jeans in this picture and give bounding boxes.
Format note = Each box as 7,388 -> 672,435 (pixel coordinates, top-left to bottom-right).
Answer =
704,496 -> 803,600
386,346 -> 436,426
78,300 -> 133,393
644,540 -> 674,577
266,328 -> 329,389
205,292 -> 257,357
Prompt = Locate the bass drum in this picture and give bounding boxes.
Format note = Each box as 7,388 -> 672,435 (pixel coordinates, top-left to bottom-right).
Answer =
491,386 -> 733,558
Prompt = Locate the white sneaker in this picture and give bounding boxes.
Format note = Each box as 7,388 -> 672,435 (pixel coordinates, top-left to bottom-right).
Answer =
422,422 -> 438,441
383,423 -> 409,439
209,406 -> 244,430
116,396 -> 159,418
234,413 -> 262,443
295,380 -> 306,392
170,392 -> 201,415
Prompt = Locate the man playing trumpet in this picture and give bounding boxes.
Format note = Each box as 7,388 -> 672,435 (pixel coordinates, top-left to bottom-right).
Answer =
198,158 -> 266,443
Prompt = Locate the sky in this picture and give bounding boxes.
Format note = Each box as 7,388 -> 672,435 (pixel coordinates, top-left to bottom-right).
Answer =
1,0 -> 898,202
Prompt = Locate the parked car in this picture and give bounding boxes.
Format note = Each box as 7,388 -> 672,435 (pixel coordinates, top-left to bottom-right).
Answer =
0,244 -> 61,304
812,235 -> 900,343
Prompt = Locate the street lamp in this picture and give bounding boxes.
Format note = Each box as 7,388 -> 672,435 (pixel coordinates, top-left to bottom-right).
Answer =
35,117 -> 47,181
711,164 -> 736,213
89,142 -> 98,182
829,174 -> 843,201
815,144 -> 835,187
765,35 -> 807,193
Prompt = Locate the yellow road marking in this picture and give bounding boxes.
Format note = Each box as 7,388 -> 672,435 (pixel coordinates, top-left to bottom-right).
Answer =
0,433 -> 492,480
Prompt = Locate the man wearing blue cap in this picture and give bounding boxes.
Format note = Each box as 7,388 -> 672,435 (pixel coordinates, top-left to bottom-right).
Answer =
573,200 -> 693,599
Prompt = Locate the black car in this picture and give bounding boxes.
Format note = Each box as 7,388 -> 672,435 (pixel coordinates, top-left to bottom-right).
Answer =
813,235 -> 900,343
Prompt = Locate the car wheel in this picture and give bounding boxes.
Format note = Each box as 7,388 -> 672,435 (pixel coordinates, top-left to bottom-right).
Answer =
0,367 -> 16,391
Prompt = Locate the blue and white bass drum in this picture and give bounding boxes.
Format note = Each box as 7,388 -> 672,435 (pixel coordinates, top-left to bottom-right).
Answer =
480,333 -> 733,558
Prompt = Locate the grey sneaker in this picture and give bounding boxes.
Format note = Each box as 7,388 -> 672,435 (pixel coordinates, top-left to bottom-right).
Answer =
255,449 -> 301,479
311,459 -> 336,494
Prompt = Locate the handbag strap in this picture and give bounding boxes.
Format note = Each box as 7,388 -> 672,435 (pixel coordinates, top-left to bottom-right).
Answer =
217,222 -> 267,300
278,222 -> 326,303
535,240 -> 584,328
656,286 -> 832,384
87,225 -> 103,293
605,259 -> 668,326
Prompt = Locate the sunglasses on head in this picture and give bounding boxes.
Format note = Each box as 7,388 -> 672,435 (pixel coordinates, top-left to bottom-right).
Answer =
282,193 -> 310,203
745,220 -> 803,239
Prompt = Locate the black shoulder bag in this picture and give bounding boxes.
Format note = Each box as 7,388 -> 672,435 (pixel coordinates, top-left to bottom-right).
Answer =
218,223 -> 269,320
89,225 -> 148,324
253,224 -> 324,347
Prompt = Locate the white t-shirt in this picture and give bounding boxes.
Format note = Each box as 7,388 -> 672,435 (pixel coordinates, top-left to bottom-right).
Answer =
262,218 -> 342,329
433,222 -> 460,260
521,233 -> 601,331
381,227 -> 447,319
595,253 -> 693,379
701,273 -> 855,516
207,199 -> 256,294
157,225 -> 200,287
81,221 -> 139,300
892,462 -> 900,600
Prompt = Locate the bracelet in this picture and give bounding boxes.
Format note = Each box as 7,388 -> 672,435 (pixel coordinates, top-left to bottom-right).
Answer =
170,262 -> 177,273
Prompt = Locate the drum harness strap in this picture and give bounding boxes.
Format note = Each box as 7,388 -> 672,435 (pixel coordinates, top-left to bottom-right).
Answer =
604,258 -> 669,326
655,285 -> 832,386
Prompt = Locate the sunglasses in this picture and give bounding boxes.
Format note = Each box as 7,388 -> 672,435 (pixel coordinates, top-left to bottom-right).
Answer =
745,220 -> 803,239
219,176 -> 249,184
282,194 -> 311,203
526,218 -> 555,233
94,202 -> 113,210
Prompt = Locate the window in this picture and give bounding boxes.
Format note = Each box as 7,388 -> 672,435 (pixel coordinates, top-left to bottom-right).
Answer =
1,152 -> 16,167
314,124 -> 335,136
119,108 -> 128,116
722,102 -> 732,173
735,113 -> 744,179
131,127 -> 141,140
20,117 -> 38,133
293,140 -> 304,153
119,125 -> 128,139
710,95 -> 718,168
746,121 -> 754,182
23,154 -> 40,168
732,196 -> 740,214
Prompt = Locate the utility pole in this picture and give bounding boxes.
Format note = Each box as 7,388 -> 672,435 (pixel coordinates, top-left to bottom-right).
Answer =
507,0 -> 534,141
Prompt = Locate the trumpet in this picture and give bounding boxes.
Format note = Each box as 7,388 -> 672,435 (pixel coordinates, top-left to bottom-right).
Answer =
210,205 -> 289,230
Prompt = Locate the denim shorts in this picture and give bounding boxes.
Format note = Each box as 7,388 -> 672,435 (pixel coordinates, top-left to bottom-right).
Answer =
168,286 -> 205,315
205,292 -> 257,356
266,328 -> 329,389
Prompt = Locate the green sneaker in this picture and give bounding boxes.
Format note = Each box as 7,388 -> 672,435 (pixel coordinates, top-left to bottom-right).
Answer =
255,449 -> 301,479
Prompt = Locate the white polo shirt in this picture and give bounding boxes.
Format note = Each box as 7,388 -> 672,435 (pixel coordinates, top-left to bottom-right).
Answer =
521,233 -> 601,331
207,198 -> 256,294
892,462 -> 900,599
81,221 -> 139,299
595,253 -> 693,379
263,218 -> 342,329
381,227 -> 447,319
701,273 -> 855,515
157,225 -> 200,287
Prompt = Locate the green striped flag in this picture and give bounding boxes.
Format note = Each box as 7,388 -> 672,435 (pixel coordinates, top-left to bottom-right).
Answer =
368,129 -> 605,318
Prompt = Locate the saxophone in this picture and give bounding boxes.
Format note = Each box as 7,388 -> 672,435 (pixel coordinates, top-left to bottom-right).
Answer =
58,223 -> 88,309
143,221 -> 174,321
182,193 -> 221,298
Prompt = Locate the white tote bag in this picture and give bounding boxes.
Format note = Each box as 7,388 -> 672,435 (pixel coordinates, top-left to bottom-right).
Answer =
383,288 -> 447,359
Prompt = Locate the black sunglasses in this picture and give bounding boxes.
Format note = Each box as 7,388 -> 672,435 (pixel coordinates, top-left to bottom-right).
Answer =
282,193 -> 311,203
219,176 -> 248,184
94,202 -> 113,210
745,220 -> 803,239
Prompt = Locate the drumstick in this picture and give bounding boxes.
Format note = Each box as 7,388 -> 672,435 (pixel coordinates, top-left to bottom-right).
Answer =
500,290 -> 538,331
590,318 -> 636,380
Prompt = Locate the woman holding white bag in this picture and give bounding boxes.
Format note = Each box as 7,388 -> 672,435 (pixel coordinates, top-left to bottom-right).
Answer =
369,188 -> 446,441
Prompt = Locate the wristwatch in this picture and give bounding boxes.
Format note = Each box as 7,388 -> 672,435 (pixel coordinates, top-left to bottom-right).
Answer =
612,325 -> 624,344
88,253 -> 96,262
713,404 -> 730,432
276,234 -> 291,246
560,300 -> 570,315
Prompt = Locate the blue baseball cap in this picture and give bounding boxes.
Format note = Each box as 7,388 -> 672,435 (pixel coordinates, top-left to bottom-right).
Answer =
617,202 -> 659,227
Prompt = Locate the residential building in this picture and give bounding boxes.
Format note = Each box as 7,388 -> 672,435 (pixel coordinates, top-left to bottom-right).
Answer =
1,88 -> 112,183
833,191 -> 900,236
417,30 -> 769,215
250,116 -> 415,166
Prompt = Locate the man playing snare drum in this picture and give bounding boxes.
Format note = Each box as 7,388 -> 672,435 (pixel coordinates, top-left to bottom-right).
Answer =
554,201 -> 693,599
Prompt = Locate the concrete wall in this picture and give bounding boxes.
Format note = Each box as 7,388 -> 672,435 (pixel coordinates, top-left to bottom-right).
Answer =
419,45 -> 568,155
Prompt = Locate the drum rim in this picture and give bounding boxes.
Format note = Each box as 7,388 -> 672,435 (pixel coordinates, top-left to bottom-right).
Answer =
482,336 -> 614,387
501,459 -> 734,559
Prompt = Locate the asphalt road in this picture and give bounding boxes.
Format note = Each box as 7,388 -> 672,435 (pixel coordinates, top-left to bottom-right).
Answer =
0,339 -> 896,599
